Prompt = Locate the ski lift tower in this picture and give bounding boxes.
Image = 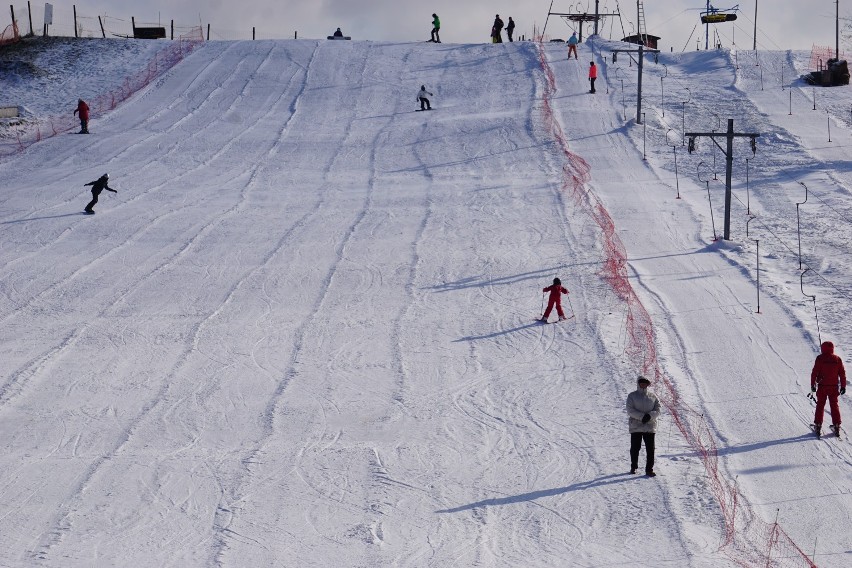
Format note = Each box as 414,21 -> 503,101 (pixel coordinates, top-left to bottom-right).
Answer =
544,0 -> 620,41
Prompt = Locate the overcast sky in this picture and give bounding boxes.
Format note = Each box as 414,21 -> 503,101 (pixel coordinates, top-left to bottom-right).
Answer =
10,1 -> 851,52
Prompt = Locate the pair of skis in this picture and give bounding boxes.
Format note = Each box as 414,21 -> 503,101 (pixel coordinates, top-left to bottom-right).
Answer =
811,423 -> 843,439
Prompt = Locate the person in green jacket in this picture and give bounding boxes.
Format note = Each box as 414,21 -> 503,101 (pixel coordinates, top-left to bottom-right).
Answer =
431,14 -> 441,43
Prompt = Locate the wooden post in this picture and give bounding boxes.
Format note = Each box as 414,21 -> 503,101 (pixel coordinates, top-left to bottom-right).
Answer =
9,5 -> 14,29
131,16 -> 135,37
73,5 -> 77,38
295,30 -> 298,39
206,23 -> 210,40
98,15 -> 105,38
27,1 -> 33,36
252,26 -> 255,40
171,20 -> 173,40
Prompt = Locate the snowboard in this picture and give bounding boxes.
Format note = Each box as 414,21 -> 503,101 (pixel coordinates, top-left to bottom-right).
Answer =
327,36 -> 351,40
83,210 -> 95,215
415,108 -> 433,112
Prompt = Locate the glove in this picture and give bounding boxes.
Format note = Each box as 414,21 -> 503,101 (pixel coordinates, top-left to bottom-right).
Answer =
641,413 -> 651,424
842,387 -> 846,395
811,386 -> 817,393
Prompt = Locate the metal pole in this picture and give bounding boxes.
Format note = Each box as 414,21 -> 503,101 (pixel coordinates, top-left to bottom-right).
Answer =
755,239 -> 761,313
637,44 -> 644,123
753,0 -> 758,51
745,158 -> 750,215
73,4 -> 77,38
595,0 -> 600,35
836,0 -> 840,61
723,119 -> 734,240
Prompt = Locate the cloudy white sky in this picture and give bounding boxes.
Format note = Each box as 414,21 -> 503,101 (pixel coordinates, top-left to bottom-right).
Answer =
7,1 -> 851,52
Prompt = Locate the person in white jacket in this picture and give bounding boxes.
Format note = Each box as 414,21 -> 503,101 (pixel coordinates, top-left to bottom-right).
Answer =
626,376 -> 661,476
417,85 -> 434,111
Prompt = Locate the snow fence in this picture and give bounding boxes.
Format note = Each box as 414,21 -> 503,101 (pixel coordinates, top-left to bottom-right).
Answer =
534,42 -> 816,568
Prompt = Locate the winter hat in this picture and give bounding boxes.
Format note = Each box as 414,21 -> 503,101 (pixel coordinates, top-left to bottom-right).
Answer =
103,173 -> 109,179
821,341 -> 835,355
553,277 -> 561,285
637,376 -> 651,386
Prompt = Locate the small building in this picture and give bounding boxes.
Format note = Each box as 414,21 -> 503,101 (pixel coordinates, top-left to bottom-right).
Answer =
621,34 -> 660,50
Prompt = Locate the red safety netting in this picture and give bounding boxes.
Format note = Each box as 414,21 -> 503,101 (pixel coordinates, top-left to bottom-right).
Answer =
0,26 -> 204,158
809,45 -> 846,71
535,42 -> 816,568
0,21 -> 21,46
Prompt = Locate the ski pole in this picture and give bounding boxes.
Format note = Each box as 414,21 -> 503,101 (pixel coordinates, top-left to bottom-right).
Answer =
567,294 -> 576,318
541,292 -> 546,317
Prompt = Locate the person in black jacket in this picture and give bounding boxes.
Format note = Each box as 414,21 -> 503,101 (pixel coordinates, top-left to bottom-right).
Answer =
83,173 -> 116,213
492,15 -> 504,43
506,17 -> 515,42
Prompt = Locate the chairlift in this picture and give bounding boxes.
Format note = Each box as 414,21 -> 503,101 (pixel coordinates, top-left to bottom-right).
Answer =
700,4 -> 738,24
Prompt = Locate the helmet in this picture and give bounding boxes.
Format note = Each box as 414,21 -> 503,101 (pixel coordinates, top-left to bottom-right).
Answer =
553,277 -> 561,285
103,173 -> 109,179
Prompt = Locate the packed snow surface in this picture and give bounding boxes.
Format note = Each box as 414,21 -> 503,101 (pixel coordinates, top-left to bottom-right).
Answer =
0,36 -> 850,567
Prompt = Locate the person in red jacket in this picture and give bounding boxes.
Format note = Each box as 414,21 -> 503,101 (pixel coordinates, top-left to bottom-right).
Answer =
540,277 -> 569,322
73,98 -> 90,134
811,341 -> 846,436
588,61 -> 598,93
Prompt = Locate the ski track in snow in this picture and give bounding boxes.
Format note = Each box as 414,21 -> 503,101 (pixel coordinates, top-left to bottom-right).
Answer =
0,36 -> 851,567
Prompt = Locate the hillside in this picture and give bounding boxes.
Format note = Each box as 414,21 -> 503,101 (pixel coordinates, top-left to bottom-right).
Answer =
0,36 -> 850,567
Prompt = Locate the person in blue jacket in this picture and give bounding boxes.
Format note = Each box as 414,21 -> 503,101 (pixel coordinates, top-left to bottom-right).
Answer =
567,32 -> 579,59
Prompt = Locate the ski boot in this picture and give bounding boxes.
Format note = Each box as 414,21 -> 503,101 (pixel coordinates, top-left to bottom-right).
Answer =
813,423 -> 822,439
830,424 -> 841,437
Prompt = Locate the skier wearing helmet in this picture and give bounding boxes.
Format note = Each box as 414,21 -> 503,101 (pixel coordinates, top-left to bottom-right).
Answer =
83,173 -> 117,214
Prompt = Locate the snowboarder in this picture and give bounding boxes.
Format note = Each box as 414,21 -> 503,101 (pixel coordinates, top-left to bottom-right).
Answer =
506,17 -> 515,42
416,85 -> 433,111
588,61 -> 598,93
83,173 -> 116,214
567,32 -> 579,59
333,27 -> 344,38
626,376 -> 660,477
73,98 -> 89,134
811,341 -> 846,437
430,13 -> 441,43
540,277 -> 569,322
492,15 -> 504,43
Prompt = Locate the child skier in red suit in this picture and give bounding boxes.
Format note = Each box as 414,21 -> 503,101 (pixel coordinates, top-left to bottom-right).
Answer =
541,277 -> 569,322
811,341 -> 846,436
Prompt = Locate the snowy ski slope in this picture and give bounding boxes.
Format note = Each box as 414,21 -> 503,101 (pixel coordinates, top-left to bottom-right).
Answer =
0,37 -> 850,567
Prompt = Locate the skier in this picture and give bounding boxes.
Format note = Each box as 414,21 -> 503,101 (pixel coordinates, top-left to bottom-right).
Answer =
567,32 -> 579,59
811,341 -> 846,437
73,98 -> 89,134
83,173 -> 117,214
540,277 -> 569,322
492,15 -> 504,43
417,85 -> 434,111
626,376 -> 660,477
430,13 -> 441,43
506,17 -> 515,42
588,61 -> 598,93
